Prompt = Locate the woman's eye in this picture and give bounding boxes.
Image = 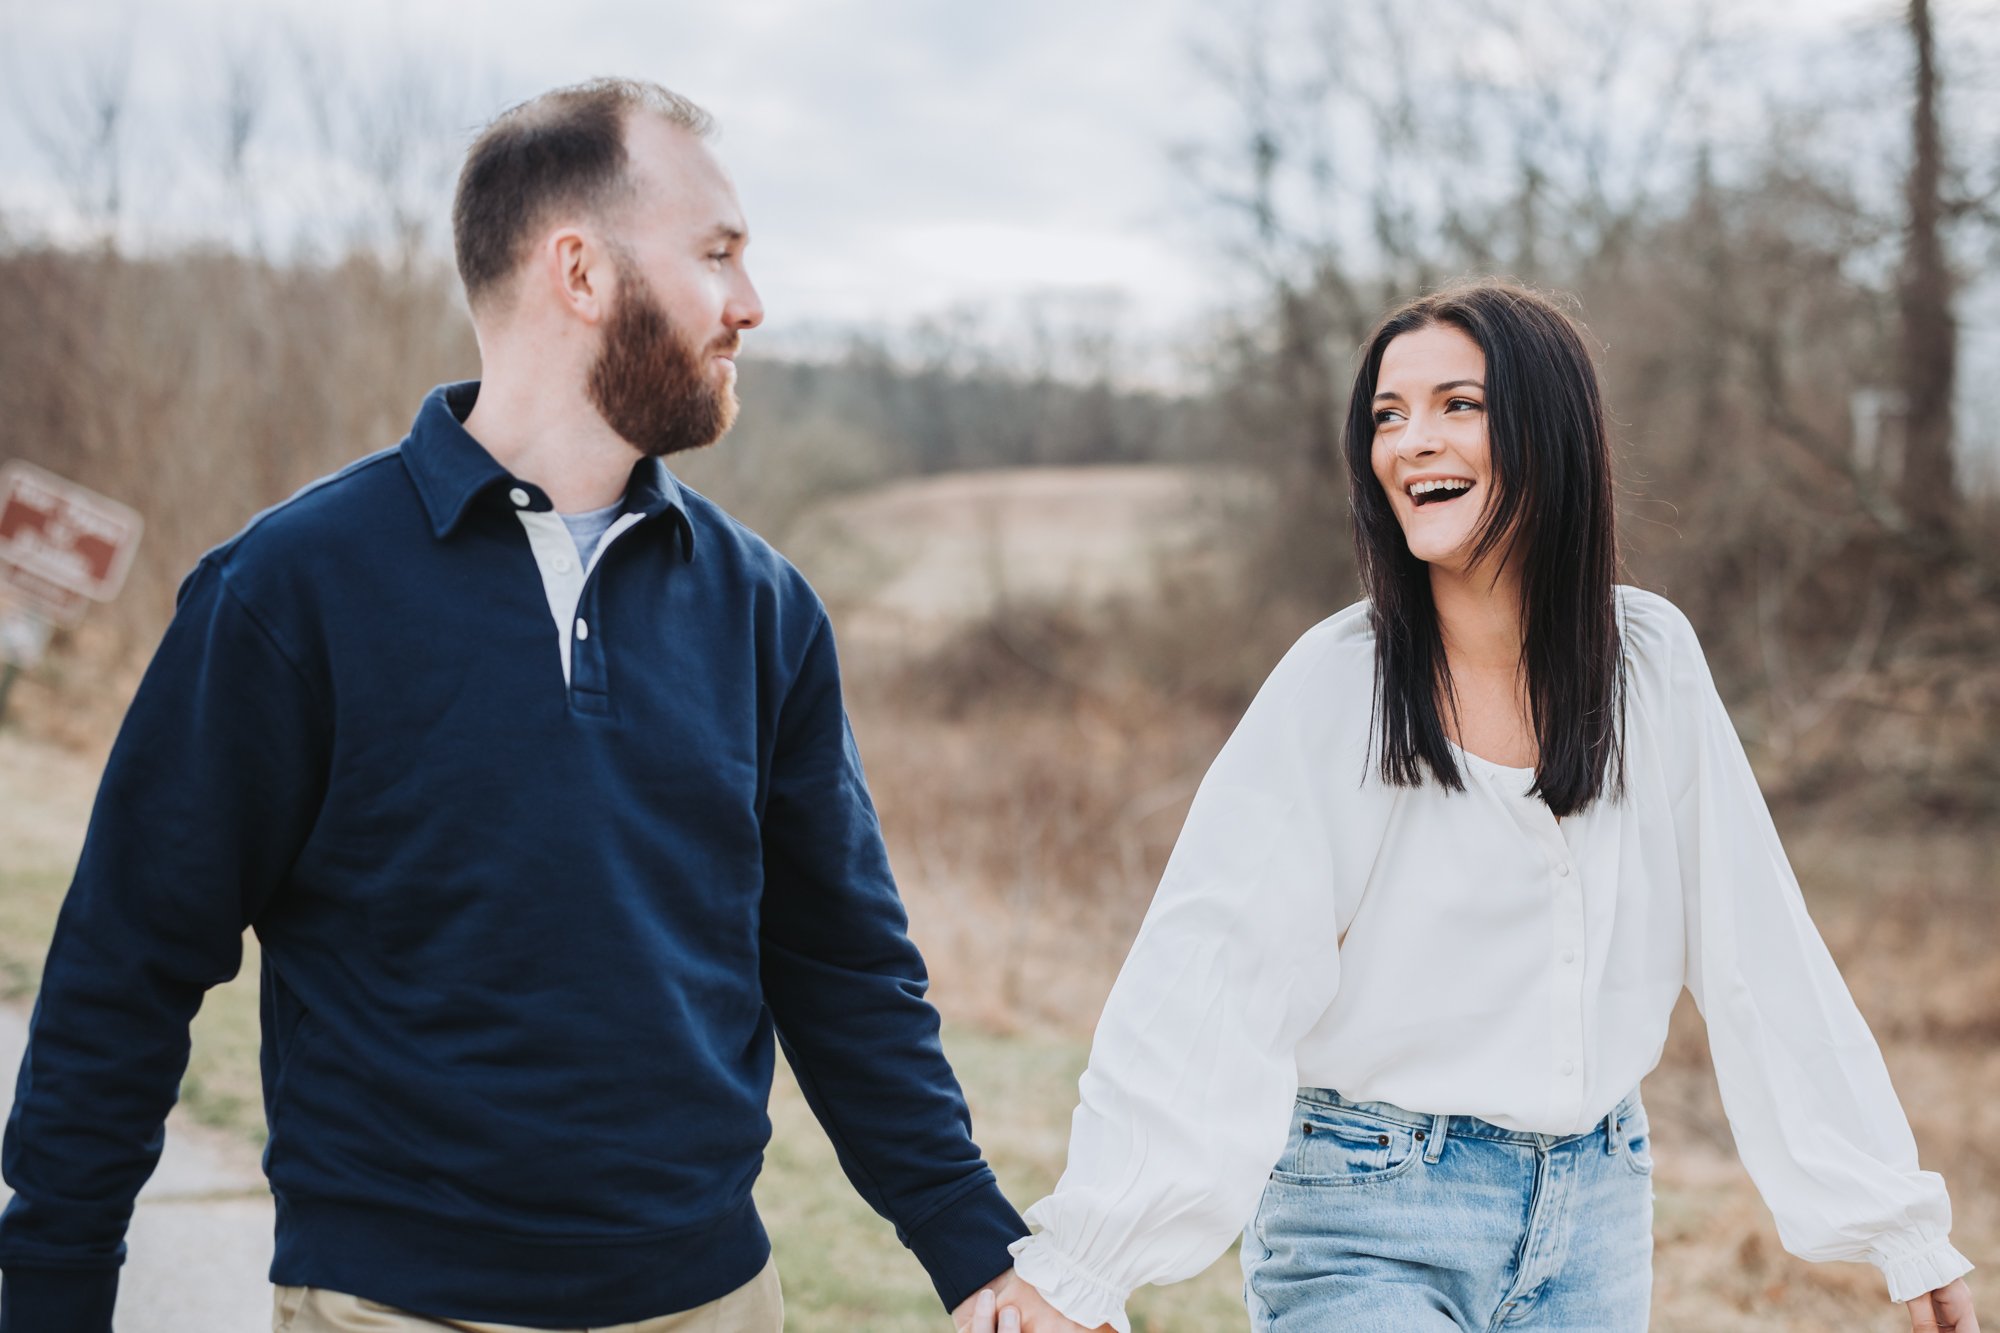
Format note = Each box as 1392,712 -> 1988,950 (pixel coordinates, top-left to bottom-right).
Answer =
1373,409 -> 1403,426
1446,397 -> 1482,413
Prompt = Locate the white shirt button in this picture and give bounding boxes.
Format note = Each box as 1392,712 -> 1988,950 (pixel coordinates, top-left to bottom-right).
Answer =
1556,862 -> 1572,877
508,487 -> 530,508
1561,948 -> 1576,964
1561,1060 -> 1575,1076
552,556 -> 573,574
575,618 -> 589,641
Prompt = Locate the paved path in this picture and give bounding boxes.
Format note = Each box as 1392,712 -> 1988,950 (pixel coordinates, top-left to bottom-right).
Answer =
0,1003 -> 274,1332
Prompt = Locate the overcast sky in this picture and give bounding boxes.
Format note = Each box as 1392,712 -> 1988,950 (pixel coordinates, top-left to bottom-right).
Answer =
0,0 -> 1246,345
0,0 -> 1907,344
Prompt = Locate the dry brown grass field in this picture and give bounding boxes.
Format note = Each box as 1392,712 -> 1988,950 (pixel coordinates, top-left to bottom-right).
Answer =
0,465 -> 1992,1330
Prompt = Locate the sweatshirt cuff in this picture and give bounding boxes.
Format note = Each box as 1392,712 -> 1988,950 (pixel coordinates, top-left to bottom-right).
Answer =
1878,1239 -> 1974,1304
0,1265 -> 120,1333
903,1178 -> 1029,1312
1008,1232 -> 1133,1333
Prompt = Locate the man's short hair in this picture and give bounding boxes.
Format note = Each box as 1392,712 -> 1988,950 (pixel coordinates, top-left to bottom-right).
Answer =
452,78 -> 713,310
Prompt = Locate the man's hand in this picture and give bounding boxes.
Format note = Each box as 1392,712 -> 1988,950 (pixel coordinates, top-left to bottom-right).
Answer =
1910,1279 -> 1979,1333
956,1288 -> 1019,1333
951,1268 -> 1113,1332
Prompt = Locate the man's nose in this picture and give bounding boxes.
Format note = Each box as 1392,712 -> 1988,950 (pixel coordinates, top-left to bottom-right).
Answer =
727,272 -> 764,331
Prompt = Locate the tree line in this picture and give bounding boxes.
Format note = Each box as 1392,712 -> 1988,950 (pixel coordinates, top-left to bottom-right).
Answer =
2,1 -> 1995,814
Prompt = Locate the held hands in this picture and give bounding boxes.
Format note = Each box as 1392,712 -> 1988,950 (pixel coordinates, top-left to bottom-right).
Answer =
1910,1279 -> 1979,1333
951,1268 -> 1112,1333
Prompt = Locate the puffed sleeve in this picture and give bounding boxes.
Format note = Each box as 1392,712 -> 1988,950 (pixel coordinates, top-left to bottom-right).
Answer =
1654,594 -> 1973,1303
1007,611 -> 1377,1332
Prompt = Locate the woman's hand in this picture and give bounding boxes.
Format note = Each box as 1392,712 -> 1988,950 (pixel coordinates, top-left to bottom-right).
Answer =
1909,1278 -> 1979,1333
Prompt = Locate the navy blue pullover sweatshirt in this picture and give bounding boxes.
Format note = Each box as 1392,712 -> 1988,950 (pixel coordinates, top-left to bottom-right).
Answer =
0,383 -> 1027,1330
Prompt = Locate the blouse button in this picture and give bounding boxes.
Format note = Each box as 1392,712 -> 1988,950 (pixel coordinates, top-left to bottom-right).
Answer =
1556,862 -> 1572,877
508,487 -> 530,508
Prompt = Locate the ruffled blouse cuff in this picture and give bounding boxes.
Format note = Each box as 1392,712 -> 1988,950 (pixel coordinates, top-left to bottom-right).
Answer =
1007,1233 -> 1133,1333
1877,1238 -> 1974,1304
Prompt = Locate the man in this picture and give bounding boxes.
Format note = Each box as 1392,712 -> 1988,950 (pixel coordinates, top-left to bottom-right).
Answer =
0,78 -> 1086,1332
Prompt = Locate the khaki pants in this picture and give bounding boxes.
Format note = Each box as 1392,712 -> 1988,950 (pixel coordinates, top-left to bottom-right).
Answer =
273,1256 -> 783,1333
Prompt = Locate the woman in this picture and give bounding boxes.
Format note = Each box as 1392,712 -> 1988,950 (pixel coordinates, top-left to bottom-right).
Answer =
992,283 -> 1977,1331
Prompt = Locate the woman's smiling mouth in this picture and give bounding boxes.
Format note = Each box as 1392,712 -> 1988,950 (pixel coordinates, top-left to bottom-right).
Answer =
1406,477 -> 1475,507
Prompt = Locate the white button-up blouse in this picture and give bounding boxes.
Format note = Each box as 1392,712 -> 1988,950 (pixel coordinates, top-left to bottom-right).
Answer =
1008,589 -> 1970,1330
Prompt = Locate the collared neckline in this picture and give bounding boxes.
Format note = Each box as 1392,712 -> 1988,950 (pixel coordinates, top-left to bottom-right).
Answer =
401,381 -> 696,561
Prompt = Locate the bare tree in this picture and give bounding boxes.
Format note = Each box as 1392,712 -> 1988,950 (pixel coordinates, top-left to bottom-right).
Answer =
216,37 -> 267,253
1898,0 -> 1957,555
349,59 -> 462,261
12,42 -> 133,244
1176,0 -> 1719,603
280,32 -> 476,263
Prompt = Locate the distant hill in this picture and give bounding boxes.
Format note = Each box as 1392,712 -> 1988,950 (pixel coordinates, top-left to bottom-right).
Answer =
780,463 -> 1268,661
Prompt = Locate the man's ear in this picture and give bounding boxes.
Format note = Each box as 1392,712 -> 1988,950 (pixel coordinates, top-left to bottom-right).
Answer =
544,227 -> 610,325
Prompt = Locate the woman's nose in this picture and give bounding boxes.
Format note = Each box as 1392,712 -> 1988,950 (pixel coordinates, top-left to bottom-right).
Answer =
1395,421 -> 1442,460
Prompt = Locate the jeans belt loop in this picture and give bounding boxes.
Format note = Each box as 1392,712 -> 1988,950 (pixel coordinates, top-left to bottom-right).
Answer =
1424,1112 -> 1448,1164
1605,1103 -> 1623,1158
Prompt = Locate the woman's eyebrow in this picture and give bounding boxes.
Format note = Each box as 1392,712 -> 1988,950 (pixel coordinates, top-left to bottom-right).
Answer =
1374,379 -> 1483,402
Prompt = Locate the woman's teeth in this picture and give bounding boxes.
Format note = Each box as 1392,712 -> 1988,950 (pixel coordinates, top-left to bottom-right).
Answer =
1409,479 -> 1473,506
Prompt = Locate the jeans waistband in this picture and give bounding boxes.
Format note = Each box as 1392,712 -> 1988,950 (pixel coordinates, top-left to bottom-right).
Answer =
1296,1086 -> 1644,1149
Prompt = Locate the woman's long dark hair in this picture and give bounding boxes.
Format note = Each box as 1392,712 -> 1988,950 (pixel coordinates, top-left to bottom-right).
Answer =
1345,281 -> 1624,817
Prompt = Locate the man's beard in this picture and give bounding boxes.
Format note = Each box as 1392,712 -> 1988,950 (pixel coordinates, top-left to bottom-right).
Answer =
586,258 -> 739,458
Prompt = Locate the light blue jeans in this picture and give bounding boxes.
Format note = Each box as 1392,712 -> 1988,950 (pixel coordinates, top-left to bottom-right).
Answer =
1242,1087 -> 1654,1331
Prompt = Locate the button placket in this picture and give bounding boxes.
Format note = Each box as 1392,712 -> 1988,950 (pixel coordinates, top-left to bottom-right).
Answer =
510,508 -> 590,687
1496,781 -> 1587,1122
1543,811 -> 1588,1117
1461,756 -> 1591,1119
567,580 -> 613,707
